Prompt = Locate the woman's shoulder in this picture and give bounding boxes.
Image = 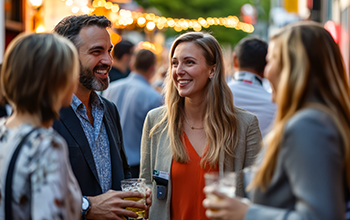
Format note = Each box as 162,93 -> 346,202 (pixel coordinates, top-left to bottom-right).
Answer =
286,108 -> 335,132
283,108 -> 341,153
234,106 -> 258,125
146,106 -> 167,121
2,124 -> 66,152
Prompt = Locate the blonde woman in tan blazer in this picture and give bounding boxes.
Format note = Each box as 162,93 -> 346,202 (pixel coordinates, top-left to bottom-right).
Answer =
140,32 -> 262,220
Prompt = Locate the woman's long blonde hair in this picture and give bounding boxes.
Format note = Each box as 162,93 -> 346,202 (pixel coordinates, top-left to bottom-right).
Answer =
150,32 -> 238,168
251,21 -> 350,190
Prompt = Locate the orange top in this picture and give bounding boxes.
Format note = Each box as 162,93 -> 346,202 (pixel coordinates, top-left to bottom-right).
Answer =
170,132 -> 218,220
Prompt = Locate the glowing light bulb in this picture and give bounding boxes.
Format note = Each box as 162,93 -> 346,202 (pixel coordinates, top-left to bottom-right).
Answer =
72,6 -> 79,13
167,19 -> 175,27
81,6 -> 89,14
35,25 -> 45,33
29,0 -> 43,8
112,5 -> 119,13
146,22 -> 156,31
66,0 -> 73,6
137,17 -> 146,26
105,2 -> 113,9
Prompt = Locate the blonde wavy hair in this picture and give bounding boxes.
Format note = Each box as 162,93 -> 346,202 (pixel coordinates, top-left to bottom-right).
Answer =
251,21 -> 350,190
150,32 -> 238,168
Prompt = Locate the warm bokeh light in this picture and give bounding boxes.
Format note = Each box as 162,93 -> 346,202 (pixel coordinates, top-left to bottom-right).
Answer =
81,6 -> 90,14
105,2 -> 113,9
29,0 -> 43,8
72,6 -> 79,13
112,5 -> 120,13
137,17 -> 146,26
146,22 -> 156,31
35,25 -> 45,33
167,19 -> 175,27
138,41 -> 157,53
109,31 -> 121,45
65,0 -> 73,6
126,17 -> 133,25
146,13 -> 155,21
88,2 -> 254,34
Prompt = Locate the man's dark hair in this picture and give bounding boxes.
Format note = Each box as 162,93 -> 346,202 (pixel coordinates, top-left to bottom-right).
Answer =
53,14 -> 111,48
134,49 -> 156,72
234,36 -> 268,74
113,40 -> 134,60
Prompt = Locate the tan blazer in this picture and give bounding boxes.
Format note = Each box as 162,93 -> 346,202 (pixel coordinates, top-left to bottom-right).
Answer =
140,106 -> 262,220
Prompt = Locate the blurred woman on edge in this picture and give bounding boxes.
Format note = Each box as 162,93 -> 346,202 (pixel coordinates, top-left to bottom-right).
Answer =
204,21 -> 350,220
0,33 -> 81,219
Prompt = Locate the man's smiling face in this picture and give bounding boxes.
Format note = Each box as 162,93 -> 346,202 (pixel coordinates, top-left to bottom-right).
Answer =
77,25 -> 113,91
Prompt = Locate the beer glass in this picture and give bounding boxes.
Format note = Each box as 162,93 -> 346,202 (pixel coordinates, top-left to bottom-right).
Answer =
121,178 -> 146,219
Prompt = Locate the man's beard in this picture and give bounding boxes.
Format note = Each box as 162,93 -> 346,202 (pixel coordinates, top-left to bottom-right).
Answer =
79,62 -> 110,91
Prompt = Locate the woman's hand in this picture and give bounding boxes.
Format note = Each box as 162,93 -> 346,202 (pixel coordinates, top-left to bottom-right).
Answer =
203,186 -> 249,220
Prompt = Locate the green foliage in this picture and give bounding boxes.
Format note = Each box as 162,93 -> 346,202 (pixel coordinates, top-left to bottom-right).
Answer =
135,0 -> 270,46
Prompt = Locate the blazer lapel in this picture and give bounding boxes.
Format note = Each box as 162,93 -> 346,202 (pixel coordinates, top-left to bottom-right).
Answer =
59,107 -> 100,186
102,100 -> 127,190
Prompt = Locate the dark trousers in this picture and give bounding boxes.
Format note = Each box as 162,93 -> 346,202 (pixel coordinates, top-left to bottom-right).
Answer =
130,165 -> 140,178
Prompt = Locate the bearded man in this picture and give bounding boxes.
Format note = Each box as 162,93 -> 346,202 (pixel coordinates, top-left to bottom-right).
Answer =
53,15 -> 152,220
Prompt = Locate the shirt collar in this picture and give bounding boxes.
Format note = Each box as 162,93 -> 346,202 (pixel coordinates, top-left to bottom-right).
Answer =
234,71 -> 263,86
71,92 -> 104,112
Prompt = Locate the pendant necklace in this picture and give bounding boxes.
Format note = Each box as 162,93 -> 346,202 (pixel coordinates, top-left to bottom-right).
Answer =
184,114 -> 204,130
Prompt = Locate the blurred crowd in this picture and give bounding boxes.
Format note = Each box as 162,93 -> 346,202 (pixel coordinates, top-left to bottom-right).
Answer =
0,14 -> 350,220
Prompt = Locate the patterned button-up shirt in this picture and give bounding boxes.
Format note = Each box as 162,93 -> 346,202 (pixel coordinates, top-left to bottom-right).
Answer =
71,93 -> 112,193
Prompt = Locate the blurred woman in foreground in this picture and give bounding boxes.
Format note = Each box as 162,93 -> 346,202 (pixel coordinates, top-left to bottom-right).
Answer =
0,33 -> 81,219
204,21 -> 350,220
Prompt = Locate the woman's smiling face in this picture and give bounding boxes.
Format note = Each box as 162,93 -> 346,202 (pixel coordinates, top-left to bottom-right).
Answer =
171,42 -> 214,100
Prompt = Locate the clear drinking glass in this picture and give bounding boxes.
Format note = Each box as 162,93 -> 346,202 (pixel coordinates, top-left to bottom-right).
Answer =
204,172 -> 237,211
121,178 -> 147,219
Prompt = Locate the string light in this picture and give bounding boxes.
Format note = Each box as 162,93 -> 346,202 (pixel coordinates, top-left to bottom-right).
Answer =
137,17 -> 146,26
146,22 -> 156,31
57,0 -> 254,34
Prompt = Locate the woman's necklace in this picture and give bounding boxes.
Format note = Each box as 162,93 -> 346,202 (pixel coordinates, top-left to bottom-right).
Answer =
184,114 -> 204,130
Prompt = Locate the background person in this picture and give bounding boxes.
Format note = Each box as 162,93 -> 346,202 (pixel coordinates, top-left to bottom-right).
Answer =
109,40 -> 135,82
0,33 -> 81,219
203,21 -> 350,220
140,32 -> 262,220
228,37 -> 276,137
104,49 -> 163,178
52,15 -> 151,220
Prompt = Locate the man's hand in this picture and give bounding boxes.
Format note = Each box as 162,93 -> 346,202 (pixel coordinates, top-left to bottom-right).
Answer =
144,187 -> 153,219
86,190 -> 147,220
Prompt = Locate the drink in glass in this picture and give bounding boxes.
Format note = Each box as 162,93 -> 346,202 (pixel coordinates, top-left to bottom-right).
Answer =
204,172 -> 236,211
121,178 -> 146,219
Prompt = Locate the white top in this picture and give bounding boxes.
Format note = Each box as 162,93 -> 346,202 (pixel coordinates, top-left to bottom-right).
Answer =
0,118 -> 82,220
228,71 -> 276,137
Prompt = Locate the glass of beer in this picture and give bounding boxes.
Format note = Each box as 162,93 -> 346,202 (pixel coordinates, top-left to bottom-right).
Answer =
121,178 -> 147,219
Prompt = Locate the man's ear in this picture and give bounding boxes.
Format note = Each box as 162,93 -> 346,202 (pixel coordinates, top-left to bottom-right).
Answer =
233,52 -> 239,69
260,66 -> 266,78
